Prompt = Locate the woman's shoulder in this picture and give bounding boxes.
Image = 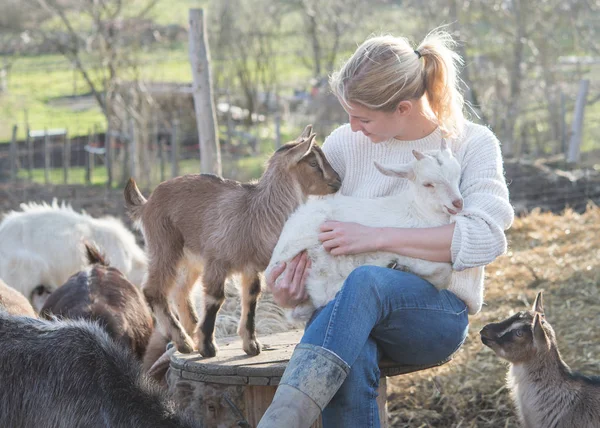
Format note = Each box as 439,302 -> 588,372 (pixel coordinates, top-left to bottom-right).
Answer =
322,124 -> 355,147
461,121 -> 498,143
456,120 -> 502,156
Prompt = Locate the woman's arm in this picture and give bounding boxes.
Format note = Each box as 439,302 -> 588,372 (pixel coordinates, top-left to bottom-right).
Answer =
320,125 -> 514,270
318,221 -> 455,262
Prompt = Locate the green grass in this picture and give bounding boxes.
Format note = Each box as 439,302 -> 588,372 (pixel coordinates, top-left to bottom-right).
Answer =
15,152 -> 269,188
17,165 -> 109,186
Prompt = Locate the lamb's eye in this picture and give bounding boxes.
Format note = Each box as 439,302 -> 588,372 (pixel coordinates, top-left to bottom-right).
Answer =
309,160 -> 318,167
423,183 -> 434,188
515,329 -> 524,337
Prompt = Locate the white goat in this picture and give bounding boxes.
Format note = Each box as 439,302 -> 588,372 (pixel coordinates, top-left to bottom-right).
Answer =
0,200 -> 147,311
267,141 -> 463,320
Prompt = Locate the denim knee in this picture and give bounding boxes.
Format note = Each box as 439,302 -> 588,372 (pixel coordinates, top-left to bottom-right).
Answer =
343,266 -> 383,300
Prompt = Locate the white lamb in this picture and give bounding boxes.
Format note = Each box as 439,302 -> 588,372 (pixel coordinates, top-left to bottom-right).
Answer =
267,140 -> 464,321
0,200 -> 147,311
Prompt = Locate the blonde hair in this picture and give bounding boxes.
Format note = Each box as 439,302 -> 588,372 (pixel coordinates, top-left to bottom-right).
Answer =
330,30 -> 465,138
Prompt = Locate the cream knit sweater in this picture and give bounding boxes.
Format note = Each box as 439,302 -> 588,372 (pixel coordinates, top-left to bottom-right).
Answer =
321,122 -> 514,315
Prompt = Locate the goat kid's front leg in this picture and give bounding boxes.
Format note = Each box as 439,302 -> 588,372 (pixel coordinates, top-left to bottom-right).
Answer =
238,272 -> 262,356
197,267 -> 226,358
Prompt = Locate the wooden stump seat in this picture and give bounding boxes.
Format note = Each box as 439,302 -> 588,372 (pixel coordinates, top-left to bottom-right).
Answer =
168,329 -> 452,427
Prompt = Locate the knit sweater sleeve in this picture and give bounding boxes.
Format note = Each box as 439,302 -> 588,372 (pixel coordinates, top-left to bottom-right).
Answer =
320,125 -> 349,180
451,125 -> 514,271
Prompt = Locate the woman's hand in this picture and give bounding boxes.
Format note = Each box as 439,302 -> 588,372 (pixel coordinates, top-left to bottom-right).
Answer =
319,221 -> 380,256
266,251 -> 311,308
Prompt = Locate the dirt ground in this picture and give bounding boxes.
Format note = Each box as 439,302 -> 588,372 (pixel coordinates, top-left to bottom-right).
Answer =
1,181 -> 599,427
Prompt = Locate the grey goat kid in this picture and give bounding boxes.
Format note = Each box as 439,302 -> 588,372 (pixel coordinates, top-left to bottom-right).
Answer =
0,312 -> 201,428
480,291 -> 600,428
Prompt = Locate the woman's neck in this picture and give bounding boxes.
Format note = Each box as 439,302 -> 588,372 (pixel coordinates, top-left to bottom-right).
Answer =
393,98 -> 439,141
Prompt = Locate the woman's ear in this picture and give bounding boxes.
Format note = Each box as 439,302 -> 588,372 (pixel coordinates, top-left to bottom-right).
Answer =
396,100 -> 412,116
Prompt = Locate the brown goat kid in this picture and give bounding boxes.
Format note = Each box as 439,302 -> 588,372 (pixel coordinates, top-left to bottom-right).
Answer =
40,244 -> 154,360
480,291 -> 600,428
0,279 -> 37,317
124,125 -> 341,357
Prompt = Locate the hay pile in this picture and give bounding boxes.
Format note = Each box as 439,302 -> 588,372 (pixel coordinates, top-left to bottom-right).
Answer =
386,203 -> 600,427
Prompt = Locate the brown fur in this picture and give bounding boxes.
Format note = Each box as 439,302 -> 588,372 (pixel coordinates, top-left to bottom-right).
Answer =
481,292 -> 600,428
124,125 -> 341,356
0,279 -> 37,317
40,243 -> 154,360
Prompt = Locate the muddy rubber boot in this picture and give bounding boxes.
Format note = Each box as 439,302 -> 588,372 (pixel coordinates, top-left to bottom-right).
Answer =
257,343 -> 350,428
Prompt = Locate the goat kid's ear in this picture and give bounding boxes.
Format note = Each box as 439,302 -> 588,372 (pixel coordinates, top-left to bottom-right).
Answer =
533,313 -> 550,350
297,124 -> 313,141
373,161 -> 415,181
288,133 -> 316,164
532,291 -> 544,315
440,139 -> 453,156
412,149 -> 426,161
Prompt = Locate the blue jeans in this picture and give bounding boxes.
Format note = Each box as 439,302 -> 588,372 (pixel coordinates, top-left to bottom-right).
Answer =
301,266 -> 469,428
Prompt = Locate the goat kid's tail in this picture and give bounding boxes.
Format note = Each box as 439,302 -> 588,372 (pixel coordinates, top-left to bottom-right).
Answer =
124,178 -> 147,224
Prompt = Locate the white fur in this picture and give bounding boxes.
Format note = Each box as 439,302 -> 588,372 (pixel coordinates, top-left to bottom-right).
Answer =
267,144 -> 463,321
0,200 -> 147,311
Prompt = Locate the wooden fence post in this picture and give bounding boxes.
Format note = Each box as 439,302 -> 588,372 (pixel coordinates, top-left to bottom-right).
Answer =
85,129 -> 92,185
63,130 -> 70,184
153,112 -> 165,183
44,129 -> 50,185
106,123 -> 113,188
567,79 -> 590,164
10,125 -> 18,182
189,8 -> 221,175
26,126 -> 33,181
130,118 -> 138,181
171,118 -> 180,178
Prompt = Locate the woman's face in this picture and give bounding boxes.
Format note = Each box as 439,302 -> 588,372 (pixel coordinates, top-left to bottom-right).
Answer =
343,101 -> 409,143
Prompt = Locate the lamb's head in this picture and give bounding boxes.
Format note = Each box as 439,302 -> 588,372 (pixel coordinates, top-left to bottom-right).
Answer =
265,125 -> 341,198
374,139 -> 463,216
480,291 -> 557,364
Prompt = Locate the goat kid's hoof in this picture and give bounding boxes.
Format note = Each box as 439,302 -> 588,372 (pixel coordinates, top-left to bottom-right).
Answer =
175,336 -> 196,354
199,341 -> 218,358
244,339 -> 262,356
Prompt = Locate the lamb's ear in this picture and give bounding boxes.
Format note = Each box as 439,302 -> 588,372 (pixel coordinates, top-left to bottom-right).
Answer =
532,313 -> 550,350
373,161 -> 415,181
412,149 -> 426,161
532,291 -> 544,315
288,133 -> 316,164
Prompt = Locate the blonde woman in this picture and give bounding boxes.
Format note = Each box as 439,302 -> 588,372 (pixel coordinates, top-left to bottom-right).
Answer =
259,30 -> 514,428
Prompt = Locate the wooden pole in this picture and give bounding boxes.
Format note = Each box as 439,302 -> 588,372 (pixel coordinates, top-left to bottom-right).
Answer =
153,112 -> 164,183
130,118 -> 138,180
560,91 -> 567,156
105,123 -> 113,188
85,129 -> 92,185
567,79 -> 590,164
44,129 -> 50,185
26,126 -> 33,181
171,118 -> 179,178
63,130 -> 70,184
189,8 -> 221,175
10,125 -> 18,182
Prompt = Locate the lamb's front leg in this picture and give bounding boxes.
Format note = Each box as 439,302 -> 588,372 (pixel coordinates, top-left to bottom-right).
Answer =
238,272 -> 262,356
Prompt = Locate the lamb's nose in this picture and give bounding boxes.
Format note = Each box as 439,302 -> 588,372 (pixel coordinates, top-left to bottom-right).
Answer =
452,198 -> 463,210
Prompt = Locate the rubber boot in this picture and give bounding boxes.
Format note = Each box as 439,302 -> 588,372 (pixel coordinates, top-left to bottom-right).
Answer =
257,343 -> 350,428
